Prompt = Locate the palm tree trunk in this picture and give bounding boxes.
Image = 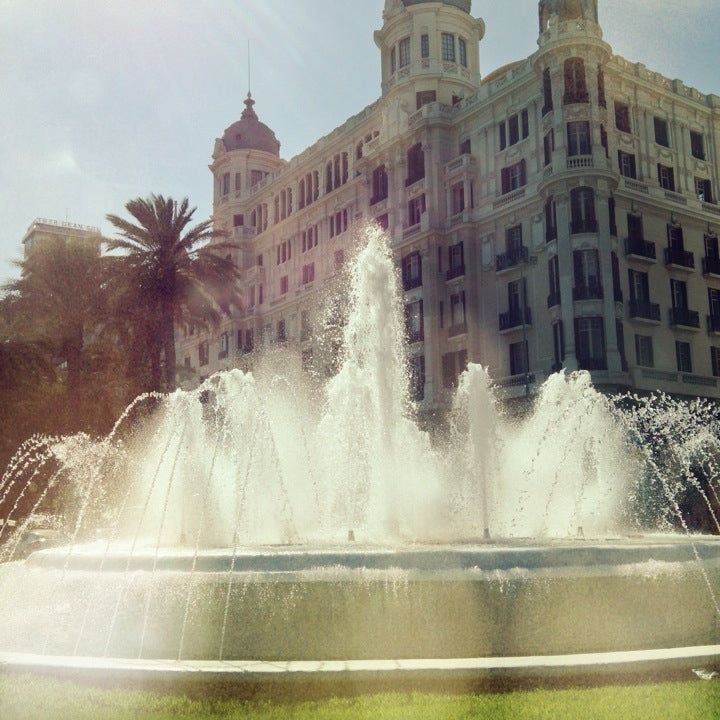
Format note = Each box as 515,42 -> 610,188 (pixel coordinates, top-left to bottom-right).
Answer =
64,334 -> 83,426
162,303 -> 176,393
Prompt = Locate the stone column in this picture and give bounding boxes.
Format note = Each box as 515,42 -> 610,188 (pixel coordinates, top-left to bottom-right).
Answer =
556,192 -> 578,369
421,246 -> 439,406
596,193 -> 622,372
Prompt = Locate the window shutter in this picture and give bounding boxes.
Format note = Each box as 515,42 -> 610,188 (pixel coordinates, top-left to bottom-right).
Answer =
499,123 -> 507,150
522,109 -> 529,139
520,160 -> 527,186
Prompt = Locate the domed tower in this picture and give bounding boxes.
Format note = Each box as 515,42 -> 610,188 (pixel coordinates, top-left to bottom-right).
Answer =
374,0 -> 485,110
210,93 -> 283,235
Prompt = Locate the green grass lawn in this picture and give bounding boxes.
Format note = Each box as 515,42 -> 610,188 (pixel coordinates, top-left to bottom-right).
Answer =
1,674 -> 719,720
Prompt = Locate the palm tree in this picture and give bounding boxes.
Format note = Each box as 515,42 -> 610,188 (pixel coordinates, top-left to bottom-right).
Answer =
106,195 -> 241,392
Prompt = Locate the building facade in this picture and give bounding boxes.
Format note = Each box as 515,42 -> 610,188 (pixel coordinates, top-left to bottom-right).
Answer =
177,0 -> 720,405
22,218 -> 102,258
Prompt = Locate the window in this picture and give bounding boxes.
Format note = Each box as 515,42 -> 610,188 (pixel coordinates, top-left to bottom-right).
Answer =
371,165 -> 389,204
609,197 -> 617,237
233,213 -> 244,227
508,115 -> 519,146
248,285 -> 256,308
708,288 -> 720,319
198,341 -> 209,367
667,223 -> 685,251
543,129 -> 555,167
570,187 -> 597,233
334,249 -> 345,268
548,255 -> 560,306
600,124 -> 608,157
545,198 -> 557,241
628,214 -> 644,241
506,225 -> 523,255
416,90 -> 436,109
575,318 -> 606,369
499,123 -> 507,151
706,234 -> 720,260
573,248 -> 602,298
250,169 -> 265,186
302,263 -> 315,284
406,300 -> 424,342
507,278 -> 526,315
390,47 -> 396,74
597,67 -> 606,107
235,172 -> 242,192
690,131 -> 706,160
376,214 -> 389,231
451,182 -> 465,214
402,252 -> 422,290
408,194 -> 426,226
564,58 -> 588,103
277,320 -> 286,342
406,143 -> 425,185
542,68 -> 553,114
671,278 -> 688,311
280,275 -> 289,294
258,284 -> 263,304
442,349 -> 467,389
441,32 -> 456,62
500,160 -> 526,194
399,37 -> 410,68
635,335 -> 654,367
459,138 -> 471,155
459,37 -> 467,67
696,177 -> 713,203
628,269 -> 650,303
712,347 -> 720,378
567,121 -> 591,156
676,341 -> 692,373
510,341 -> 529,376
617,151 -> 637,179
657,164 -> 675,192
448,242 -> 464,275
450,291 -> 466,328
421,34 -> 429,59
245,329 -> 254,352
552,321 -> 565,370
219,332 -> 229,359
222,173 -> 230,195
654,117 -> 670,147
409,355 -> 426,401
614,102 -> 631,133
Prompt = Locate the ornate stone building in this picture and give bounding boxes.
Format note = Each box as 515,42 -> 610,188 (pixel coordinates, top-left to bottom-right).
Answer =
177,0 -> 720,405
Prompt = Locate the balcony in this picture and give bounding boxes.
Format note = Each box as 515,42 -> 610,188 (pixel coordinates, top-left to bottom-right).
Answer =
442,261 -> 463,281
665,247 -> 695,270
444,153 -> 475,179
573,278 -> 604,301
499,307 -> 532,333
624,237 -> 657,262
669,307 -> 700,329
547,291 -> 561,308
370,193 -> 388,206
629,300 -> 661,323
702,256 -> 720,277
405,173 -> 425,189
496,246 -> 529,273
567,155 -> 594,171
571,219 -> 598,235
708,314 -> 720,335
577,356 -> 608,371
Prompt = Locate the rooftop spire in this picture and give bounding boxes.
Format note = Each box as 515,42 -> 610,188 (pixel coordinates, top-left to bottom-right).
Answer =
241,92 -> 258,121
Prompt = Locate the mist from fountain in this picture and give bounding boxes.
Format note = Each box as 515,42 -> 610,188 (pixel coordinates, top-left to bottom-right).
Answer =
1,223 -> 720,661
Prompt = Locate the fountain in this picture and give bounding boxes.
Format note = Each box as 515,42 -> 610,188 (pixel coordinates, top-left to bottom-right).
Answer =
0,225 -> 719,677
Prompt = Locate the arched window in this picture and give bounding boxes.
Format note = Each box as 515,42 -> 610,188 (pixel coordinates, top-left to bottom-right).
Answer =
564,58 -> 588,104
542,68 -> 553,114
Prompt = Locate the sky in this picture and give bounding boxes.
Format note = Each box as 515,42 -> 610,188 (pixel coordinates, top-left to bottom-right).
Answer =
0,0 -> 718,281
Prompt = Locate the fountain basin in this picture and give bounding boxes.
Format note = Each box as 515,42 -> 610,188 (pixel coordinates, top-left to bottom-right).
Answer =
1,536 -> 719,662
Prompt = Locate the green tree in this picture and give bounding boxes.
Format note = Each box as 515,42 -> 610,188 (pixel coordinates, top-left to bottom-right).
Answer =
3,237 -> 105,423
105,195 -> 240,392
